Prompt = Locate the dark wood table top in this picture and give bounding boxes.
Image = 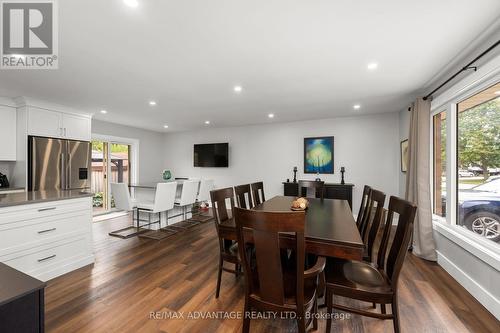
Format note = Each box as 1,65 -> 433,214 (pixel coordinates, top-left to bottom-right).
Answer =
219,196 -> 364,260
0,263 -> 45,307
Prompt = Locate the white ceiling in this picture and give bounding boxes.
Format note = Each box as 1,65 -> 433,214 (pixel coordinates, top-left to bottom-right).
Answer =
1,0 -> 499,132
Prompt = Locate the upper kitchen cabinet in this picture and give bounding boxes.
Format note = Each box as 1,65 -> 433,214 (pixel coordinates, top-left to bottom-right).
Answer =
27,107 -> 62,138
62,113 -> 91,141
27,107 -> 91,141
0,105 -> 16,160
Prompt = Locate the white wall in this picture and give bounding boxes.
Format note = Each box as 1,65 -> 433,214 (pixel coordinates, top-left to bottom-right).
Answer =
398,108 -> 410,197
163,112 -> 400,210
92,120 -> 165,184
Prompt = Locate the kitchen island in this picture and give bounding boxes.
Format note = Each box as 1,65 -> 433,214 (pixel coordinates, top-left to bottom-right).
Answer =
0,190 -> 94,281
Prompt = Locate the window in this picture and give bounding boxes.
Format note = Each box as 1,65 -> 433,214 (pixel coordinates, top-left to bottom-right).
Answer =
433,111 -> 447,218
456,83 -> 500,244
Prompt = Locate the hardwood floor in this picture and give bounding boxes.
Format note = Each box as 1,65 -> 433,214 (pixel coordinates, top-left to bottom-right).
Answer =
45,214 -> 500,333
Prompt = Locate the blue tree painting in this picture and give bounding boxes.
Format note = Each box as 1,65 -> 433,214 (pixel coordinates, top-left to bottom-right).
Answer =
304,137 -> 334,174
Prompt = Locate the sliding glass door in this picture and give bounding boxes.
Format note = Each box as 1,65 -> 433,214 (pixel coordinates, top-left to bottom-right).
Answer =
91,140 -> 132,215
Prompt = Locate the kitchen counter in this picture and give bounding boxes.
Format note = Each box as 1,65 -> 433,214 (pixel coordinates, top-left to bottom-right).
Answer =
0,187 -> 25,193
0,189 -> 93,208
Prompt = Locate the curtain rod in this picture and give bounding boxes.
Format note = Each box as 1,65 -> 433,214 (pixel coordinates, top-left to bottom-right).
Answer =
423,39 -> 500,101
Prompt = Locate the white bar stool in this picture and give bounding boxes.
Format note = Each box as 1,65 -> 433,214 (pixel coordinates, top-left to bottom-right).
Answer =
109,182 -> 144,238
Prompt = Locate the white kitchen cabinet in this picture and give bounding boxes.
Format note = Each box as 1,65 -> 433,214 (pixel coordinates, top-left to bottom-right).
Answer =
27,107 -> 62,138
0,197 -> 94,281
0,105 -> 17,160
62,113 -> 91,141
27,107 -> 91,141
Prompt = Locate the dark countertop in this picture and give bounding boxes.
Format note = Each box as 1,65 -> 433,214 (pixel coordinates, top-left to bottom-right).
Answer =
0,263 -> 45,307
0,189 -> 94,208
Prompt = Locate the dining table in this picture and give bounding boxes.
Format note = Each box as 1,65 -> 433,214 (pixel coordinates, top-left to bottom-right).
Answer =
218,196 -> 364,260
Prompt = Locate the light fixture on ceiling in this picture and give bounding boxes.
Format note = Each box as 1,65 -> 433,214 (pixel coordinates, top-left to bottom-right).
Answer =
149,101 -> 157,106
268,113 -> 275,118
367,62 -> 378,70
205,120 -> 210,125
353,104 -> 361,110
123,0 -> 139,8
233,85 -> 243,93
100,110 -> 108,114
494,90 -> 500,95
163,125 -> 169,129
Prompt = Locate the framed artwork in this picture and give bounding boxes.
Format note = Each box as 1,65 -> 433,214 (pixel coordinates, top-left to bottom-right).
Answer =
401,139 -> 409,172
304,136 -> 334,174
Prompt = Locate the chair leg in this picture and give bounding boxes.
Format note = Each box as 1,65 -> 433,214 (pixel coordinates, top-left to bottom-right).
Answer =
381,303 -> 386,314
215,256 -> 223,299
242,300 -> 250,333
296,310 -> 306,333
372,302 -> 377,309
326,288 -> 333,333
392,296 -> 400,333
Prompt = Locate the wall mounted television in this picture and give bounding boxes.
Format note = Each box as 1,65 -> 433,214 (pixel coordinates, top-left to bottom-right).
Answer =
194,143 -> 229,167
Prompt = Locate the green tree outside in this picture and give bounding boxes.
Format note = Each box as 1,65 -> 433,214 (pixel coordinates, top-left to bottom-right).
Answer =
458,99 -> 500,180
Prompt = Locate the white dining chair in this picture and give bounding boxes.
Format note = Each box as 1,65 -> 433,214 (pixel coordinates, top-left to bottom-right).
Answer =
190,179 -> 214,222
174,179 -> 200,222
109,182 -> 143,238
136,182 -> 178,232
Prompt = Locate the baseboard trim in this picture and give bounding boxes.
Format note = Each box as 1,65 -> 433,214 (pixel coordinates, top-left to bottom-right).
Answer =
436,250 -> 500,320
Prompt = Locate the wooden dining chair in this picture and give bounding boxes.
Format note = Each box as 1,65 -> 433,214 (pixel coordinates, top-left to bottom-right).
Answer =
209,187 -> 241,298
234,207 -> 326,333
250,181 -> 265,206
356,185 -> 372,231
325,196 -> 417,333
234,184 -> 254,209
298,180 -> 324,199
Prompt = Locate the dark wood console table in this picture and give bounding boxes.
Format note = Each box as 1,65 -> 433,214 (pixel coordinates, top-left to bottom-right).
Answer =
0,263 -> 45,333
282,181 -> 354,209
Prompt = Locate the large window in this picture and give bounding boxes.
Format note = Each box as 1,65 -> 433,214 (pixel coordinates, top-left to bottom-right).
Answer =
433,82 -> 500,246
456,84 -> 500,243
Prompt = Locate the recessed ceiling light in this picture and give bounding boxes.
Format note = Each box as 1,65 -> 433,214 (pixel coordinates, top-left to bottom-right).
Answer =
100,110 -> 108,114
233,85 -> 243,93
205,120 -> 210,125
353,104 -> 361,110
149,101 -> 157,106
268,113 -> 275,118
367,62 -> 378,70
163,125 -> 168,129
494,90 -> 500,95
123,0 -> 139,8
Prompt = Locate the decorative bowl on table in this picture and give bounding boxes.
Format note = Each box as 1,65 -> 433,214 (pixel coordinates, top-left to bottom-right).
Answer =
291,197 -> 309,211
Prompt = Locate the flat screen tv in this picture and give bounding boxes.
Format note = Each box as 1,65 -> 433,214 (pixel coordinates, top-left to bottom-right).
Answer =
194,143 -> 229,167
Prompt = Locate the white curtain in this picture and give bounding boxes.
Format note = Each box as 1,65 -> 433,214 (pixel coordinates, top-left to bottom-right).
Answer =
405,98 -> 437,261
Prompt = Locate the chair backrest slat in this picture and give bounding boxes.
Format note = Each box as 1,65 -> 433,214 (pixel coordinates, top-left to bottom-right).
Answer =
210,187 -> 235,224
357,185 -> 372,231
250,182 -> 265,206
234,184 -> 254,209
234,207 -> 305,308
365,189 -> 386,261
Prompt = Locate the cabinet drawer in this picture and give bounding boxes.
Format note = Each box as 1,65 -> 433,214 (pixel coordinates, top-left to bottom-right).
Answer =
0,198 -> 90,226
3,236 -> 89,275
0,211 -> 90,252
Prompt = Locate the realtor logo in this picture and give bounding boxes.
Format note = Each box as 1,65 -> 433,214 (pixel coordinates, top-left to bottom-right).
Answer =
1,0 -> 58,69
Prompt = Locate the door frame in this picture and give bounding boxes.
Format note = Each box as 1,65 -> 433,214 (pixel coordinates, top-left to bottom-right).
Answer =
91,133 -> 139,215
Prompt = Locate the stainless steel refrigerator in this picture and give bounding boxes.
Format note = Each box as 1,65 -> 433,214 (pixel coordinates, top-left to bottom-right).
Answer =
28,136 -> 91,191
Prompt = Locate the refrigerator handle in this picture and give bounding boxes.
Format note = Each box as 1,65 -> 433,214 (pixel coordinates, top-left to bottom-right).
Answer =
67,153 -> 71,190
60,153 -> 65,189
